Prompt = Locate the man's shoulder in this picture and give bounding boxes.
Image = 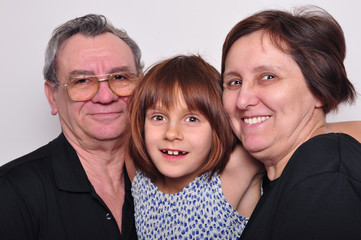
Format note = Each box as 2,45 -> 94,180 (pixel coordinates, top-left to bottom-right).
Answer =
0,134 -> 65,179
1,144 -> 50,174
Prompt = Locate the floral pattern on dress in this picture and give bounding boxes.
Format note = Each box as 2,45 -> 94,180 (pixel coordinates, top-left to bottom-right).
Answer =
132,171 -> 248,240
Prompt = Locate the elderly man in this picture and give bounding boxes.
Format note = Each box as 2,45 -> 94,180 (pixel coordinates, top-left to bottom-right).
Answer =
0,14 -> 142,239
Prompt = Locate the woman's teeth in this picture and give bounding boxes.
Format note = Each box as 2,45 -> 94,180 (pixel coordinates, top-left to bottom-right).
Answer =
244,116 -> 270,125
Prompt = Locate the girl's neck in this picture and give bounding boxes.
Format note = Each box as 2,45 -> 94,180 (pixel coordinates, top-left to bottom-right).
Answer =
155,171 -> 201,194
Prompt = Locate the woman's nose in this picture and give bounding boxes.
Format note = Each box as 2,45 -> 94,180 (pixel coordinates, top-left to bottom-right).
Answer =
236,82 -> 259,110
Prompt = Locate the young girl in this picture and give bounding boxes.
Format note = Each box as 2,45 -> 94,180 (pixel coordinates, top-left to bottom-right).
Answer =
127,55 -> 263,239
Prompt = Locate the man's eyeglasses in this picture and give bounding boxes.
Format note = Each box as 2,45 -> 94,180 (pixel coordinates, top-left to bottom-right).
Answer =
56,72 -> 139,101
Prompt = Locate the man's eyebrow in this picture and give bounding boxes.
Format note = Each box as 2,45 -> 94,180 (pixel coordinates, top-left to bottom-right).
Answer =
68,66 -> 135,78
68,70 -> 94,77
109,66 -> 134,73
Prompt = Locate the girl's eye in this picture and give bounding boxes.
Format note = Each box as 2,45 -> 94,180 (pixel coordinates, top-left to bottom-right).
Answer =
185,116 -> 199,122
152,115 -> 165,121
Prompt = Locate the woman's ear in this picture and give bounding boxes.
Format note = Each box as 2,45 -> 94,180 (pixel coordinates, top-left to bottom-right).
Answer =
315,97 -> 324,108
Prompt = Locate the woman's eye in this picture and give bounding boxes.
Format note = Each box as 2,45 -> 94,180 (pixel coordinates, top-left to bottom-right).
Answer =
261,74 -> 275,81
185,116 -> 198,122
224,79 -> 242,90
231,80 -> 241,85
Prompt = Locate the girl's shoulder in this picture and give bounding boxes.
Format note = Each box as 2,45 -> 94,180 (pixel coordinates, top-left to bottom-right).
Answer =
131,171 -> 155,196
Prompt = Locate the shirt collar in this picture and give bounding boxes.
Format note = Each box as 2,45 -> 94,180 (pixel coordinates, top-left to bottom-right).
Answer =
49,133 -> 131,193
50,133 -> 93,192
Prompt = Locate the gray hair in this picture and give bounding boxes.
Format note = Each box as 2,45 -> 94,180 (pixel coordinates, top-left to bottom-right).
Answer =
43,14 -> 144,83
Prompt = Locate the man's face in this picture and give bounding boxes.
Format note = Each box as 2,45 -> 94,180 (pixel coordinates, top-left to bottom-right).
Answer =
45,33 -> 137,146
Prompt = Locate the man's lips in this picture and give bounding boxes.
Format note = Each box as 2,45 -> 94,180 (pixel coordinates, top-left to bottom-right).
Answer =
90,111 -> 121,115
87,110 -> 124,117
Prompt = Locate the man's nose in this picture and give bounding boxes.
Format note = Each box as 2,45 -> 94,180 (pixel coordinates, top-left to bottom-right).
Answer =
91,81 -> 119,103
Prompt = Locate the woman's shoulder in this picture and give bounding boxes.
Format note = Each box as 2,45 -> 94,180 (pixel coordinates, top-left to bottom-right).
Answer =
286,133 -> 361,187
308,132 -> 361,148
326,121 -> 361,142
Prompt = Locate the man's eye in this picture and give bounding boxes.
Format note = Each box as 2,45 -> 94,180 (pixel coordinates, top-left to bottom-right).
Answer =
71,78 -> 92,85
112,74 -> 126,80
185,116 -> 198,122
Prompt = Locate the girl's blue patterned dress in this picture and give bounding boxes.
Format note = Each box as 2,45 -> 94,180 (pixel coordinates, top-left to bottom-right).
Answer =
132,171 -> 248,239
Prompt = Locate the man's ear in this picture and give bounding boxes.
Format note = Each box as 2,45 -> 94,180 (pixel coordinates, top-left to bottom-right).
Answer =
44,81 -> 59,115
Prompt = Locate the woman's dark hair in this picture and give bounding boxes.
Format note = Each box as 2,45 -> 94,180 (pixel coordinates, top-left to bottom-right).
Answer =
222,6 -> 356,113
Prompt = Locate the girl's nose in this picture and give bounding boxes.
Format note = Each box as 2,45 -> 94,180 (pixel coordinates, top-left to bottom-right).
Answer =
164,122 -> 183,141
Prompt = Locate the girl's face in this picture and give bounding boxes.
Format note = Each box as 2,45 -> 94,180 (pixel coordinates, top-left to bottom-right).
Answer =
222,30 -> 322,169
144,93 -> 212,193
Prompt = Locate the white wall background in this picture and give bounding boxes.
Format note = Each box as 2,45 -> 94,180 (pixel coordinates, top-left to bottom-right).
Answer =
1,0 -> 360,165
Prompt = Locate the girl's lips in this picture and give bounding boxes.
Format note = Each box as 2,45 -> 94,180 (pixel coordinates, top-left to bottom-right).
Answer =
160,149 -> 188,156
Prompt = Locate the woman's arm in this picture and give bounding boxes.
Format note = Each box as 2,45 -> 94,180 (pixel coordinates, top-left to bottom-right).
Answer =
221,144 -> 264,217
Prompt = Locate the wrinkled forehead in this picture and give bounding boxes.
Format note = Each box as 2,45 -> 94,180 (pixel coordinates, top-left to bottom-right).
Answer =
57,33 -> 137,75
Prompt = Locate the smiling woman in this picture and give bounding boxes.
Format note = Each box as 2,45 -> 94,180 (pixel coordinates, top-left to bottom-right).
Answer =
223,29 -> 324,169
221,6 -> 361,240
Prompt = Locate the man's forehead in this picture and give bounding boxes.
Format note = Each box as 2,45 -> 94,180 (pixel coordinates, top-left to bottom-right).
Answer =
57,33 -> 137,75
59,33 -> 133,56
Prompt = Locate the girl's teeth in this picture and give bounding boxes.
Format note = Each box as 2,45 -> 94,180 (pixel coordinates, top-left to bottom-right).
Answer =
162,150 -> 187,156
167,150 -> 179,156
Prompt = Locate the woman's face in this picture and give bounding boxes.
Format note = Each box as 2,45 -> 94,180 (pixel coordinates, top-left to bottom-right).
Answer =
222,30 -> 323,165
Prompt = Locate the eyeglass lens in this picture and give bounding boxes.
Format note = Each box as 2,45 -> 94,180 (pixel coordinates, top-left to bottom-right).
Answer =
66,73 -> 137,101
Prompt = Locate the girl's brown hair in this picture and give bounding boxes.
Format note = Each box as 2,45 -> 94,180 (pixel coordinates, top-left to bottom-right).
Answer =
128,55 -> 235,181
